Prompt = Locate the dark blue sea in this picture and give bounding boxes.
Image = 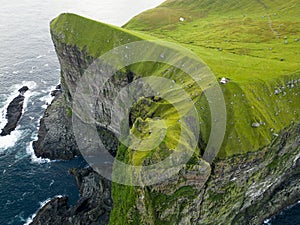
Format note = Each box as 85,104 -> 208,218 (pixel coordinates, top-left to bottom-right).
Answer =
0,0 -> 298,224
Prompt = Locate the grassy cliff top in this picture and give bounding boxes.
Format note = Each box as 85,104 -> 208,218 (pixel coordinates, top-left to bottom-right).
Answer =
50,0 -> 300,159
125,0 -> 300,82
50,13 -> 154,57
124,0 -> 300,157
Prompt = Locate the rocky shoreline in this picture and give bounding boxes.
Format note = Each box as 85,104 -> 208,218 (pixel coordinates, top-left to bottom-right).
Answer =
30,86 -> 113,224
30,167 -> 112,225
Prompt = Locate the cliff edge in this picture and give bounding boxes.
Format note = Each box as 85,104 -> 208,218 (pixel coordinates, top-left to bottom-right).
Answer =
32,0 -> 300,224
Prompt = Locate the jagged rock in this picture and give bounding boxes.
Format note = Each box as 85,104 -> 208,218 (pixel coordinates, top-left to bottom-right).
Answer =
30,167 -> 112,225
0,86 -> 29,136
32,93 -> 80,160
198,123 -> 300,225
110,123 -> 300,225
51,84 -> 62,97
50,89 -> 62,97
1,95 -> 25,136
18,86 -> 29,95
56,84 -> 62,90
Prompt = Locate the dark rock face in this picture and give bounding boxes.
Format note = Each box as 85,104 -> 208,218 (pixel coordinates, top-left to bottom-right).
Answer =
109,123 -> 300,225
51,84 -> 62,97
50,89 -> 62,97
18,86 -> 29,94
196,123 -> 300,225
30,167 -> 112,225
0,86 -> 28,136
32,93 -> 80,160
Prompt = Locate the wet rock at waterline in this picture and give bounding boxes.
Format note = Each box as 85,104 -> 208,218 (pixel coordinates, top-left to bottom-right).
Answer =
32,93 -> 80,160
30,167 -> 112,225
0,86 -> 29,136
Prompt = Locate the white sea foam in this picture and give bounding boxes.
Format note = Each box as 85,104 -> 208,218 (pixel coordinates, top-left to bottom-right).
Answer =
23,195 -> 64,225
26,141 -> 51,164
23,91 -> 38,112
0,130 -> 22,151
39,85 -> 56,109
11,81 -> 38,91
49,179 -> 55,187
36,55 -> 46,59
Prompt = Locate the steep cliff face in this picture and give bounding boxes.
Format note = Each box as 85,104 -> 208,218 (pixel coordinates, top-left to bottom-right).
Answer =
32,1 -> 300,223
33,93 -> 80,160
109,123 -> 300,225
199,123 -> 300,225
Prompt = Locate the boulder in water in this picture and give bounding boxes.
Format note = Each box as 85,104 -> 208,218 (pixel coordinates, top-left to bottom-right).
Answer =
0,95 -> 25,136
18,86 -> 29,95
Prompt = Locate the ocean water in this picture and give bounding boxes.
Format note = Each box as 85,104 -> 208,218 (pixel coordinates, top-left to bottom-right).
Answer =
0,0 -> 298,224
0,1 -> 164,224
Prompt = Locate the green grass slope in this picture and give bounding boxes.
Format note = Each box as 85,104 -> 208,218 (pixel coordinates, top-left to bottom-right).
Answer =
50,13 -> 154,57
51,1 -> 300,160
125,0 -> 300,82
124,0 -> 300,157
50,4 -> 300,224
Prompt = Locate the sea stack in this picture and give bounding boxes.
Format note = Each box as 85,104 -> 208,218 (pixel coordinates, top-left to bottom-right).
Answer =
0,86 -> 29,136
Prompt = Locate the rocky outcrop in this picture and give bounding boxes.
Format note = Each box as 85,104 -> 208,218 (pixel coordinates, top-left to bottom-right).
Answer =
199,123 -> 300,225
31,167 -> 112,225
109,123 -> 300,225
50,84 -> 62,97
0,86 -> 28,136
32,93 -> 80,160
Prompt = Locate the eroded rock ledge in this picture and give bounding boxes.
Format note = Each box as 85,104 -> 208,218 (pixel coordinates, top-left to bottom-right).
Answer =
31,167 -> 112,225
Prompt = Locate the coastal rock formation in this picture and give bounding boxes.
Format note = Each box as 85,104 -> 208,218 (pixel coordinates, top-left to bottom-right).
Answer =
31,167 -> 112,225
32,2 -> 300,223
0,86 -> 28,136
32,93 -> 80,160
50,84 -> 62,97
109,123 -> 300,225
197,123 -> 300,224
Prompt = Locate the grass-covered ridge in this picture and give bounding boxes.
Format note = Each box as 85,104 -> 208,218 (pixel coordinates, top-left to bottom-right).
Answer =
50,13 -> 153,57
51,8 -> 299,158
50,2 -> 300,224
125,0 -> 300,82
124,0 -> 300,157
